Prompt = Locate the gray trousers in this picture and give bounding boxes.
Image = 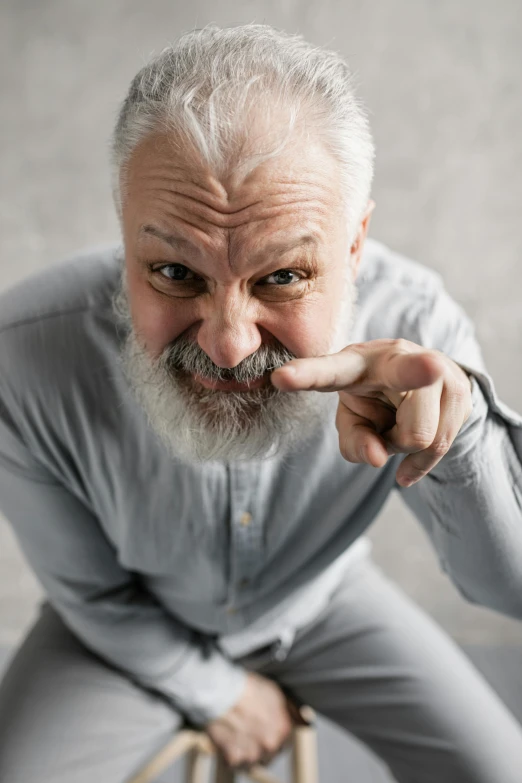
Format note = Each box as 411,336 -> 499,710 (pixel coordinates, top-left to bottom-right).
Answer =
1,558 -> 521,783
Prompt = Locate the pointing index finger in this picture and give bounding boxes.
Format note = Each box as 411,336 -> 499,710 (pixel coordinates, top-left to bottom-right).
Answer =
271,351 -> 368,392
271,347 -> 445,393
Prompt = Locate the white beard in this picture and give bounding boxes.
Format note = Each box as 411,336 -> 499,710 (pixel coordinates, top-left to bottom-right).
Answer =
112,264 -> 358,463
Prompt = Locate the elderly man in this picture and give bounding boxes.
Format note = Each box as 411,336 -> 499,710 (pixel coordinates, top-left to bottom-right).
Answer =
0,23 -> 521,783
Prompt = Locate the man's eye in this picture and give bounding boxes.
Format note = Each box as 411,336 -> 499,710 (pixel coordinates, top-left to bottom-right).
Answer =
157,264 -> 198,282
262,269 -> 302,286
152,265 -> 302,287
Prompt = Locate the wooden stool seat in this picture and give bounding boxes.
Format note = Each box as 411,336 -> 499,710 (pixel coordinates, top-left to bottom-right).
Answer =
128,708 -> 318,783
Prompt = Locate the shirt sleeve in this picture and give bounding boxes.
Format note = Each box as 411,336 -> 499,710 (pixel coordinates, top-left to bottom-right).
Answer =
396,284 -> 522,620
0,397 -> 246,726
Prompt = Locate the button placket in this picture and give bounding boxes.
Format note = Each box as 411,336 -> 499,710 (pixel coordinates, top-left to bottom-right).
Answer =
226,464 -> 262,613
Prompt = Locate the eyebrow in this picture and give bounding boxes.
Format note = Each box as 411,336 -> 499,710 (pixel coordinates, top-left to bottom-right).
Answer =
138,225 -> 196,253
138,224 -> 319,258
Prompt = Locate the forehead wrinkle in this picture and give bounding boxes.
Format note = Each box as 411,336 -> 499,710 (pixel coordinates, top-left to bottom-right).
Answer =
133,157 -> 229,202
143,182 -> 331,237
135,171 -> 260,215
142,193 -> 331,274
154,183 -> 264,219
135,160 -> 331,217
129,131 -> 343,215
140,157 -> 335,211
136,180 -> 259,231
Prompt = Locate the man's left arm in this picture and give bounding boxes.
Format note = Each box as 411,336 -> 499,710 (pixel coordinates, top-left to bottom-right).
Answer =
397,286 -> 522,620
272,282 -> 522,622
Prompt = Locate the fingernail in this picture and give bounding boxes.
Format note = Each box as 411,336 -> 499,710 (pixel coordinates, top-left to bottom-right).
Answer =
359,445 -> 367,461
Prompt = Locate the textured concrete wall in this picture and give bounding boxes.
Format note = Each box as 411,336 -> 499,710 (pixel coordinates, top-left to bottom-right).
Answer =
1,0 -> 521,648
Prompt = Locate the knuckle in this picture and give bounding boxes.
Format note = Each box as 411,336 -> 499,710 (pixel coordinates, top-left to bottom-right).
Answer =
453,380 -> 470,402
393,337 -> 411,354
264,737 -> 280,755
428,438 -> 451,458
226,750 -> 242,767
397,430 -> 434,452
246,751 -> 260,766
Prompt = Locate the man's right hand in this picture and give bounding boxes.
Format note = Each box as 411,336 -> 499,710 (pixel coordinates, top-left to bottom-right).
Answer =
206,671 -> 297,768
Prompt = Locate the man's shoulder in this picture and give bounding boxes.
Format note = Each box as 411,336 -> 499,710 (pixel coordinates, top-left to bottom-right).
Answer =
0,243 -> 122,336
355,238 -> 447,343
0,244 -> 123,407
0,244 -> 129,479
359,238 -> 444,296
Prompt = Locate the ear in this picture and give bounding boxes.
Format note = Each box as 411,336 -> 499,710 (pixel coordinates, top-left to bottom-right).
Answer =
349,199 -> 375,281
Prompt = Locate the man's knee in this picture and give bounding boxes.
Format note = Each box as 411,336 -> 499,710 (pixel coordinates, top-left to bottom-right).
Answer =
0,609 -> 182,783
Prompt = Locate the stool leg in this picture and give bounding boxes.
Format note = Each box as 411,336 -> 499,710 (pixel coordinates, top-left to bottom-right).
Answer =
214,754 -> 236,783
185,746 -> 212,783
128,731 -> 202,783
291,724 -> 318,783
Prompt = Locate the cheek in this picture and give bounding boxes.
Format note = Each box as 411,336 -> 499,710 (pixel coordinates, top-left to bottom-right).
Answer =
126,268 -> 193,358
266,298 -> 335,358
281,278 -> 348,357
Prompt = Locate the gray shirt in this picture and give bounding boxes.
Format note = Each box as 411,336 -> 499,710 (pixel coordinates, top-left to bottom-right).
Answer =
1,238 -> 521,725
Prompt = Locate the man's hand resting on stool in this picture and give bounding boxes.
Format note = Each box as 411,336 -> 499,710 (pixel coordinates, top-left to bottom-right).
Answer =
206,671 -> 298,768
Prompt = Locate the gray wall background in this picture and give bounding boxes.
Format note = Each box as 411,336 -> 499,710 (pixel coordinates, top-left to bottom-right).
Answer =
1,0 -> 521,653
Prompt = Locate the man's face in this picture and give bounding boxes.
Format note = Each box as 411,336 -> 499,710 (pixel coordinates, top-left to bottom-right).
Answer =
115,131 -> 369,462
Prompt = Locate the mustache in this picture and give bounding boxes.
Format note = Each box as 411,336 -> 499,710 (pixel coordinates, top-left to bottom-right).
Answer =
161,336 -> 296,384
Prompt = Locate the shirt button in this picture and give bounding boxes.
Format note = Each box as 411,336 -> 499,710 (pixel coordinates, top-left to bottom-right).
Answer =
226,606 -> 236,615
240,512 -> 252,526
238,578 -> 250,589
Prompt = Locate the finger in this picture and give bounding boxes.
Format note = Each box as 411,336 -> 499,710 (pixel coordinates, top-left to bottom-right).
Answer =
271,347 -> 444,394
257,741 -> 286,768
210,724 -> 258,769
394,381 -> 469,487
271,350 -> 368,392
225,738 -> 259,769
383,379 -> 443,457
371,350 -> 445,393
338,391 -> 397,434
336,401 -> 391,467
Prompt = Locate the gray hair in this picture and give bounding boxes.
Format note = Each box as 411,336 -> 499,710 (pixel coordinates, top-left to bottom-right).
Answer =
111,23 -> 375,239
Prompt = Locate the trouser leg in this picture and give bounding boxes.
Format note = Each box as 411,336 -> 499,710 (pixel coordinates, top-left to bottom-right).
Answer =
246,559 -> 522,783
0,600 -> 182,783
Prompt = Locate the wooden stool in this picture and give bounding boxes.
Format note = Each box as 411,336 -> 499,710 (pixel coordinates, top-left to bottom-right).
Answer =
128,707 -> 318,783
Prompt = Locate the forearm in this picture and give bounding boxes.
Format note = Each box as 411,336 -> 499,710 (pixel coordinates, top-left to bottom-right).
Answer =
0,432 -> 245,725
48,576 -> 247,726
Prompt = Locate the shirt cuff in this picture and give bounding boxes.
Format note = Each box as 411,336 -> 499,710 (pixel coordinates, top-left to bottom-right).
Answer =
456,362 -> 522,429
432,362 -> 522,476
159,643 -> 247,726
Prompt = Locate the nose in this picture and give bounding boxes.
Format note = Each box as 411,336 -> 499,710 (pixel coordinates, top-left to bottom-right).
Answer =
196,291 -> 263,368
